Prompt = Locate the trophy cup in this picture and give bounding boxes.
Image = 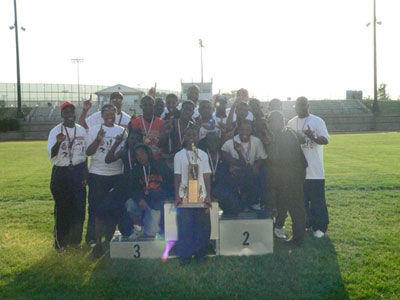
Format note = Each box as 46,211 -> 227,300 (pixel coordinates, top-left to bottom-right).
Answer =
179,144 -> 205,208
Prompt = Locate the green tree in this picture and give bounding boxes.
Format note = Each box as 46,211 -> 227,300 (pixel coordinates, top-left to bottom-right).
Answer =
378,84 -> 391,101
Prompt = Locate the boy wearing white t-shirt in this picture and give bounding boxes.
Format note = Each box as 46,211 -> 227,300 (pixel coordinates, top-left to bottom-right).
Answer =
221,120 -> 267,211
174,125 -> 212,265
48,102 -> 88,253
85,104 -> 126,257
287,97 -> 330,238
79,92 -> 131,129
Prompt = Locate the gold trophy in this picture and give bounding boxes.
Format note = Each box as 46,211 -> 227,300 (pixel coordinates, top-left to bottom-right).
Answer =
179,144 -> 205,208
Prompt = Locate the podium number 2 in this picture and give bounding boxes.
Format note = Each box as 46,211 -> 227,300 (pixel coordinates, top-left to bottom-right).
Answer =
243,232 -> 250,246
134,244 -> 141,258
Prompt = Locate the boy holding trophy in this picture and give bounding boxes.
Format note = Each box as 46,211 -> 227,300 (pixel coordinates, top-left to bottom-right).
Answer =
174,124 -> 212,265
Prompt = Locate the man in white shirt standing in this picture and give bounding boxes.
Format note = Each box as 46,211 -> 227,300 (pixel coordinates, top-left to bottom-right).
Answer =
85,104 -> 127,257
287,96 -> 330,238
79,92 -> 131,129
48,102 -> 88,253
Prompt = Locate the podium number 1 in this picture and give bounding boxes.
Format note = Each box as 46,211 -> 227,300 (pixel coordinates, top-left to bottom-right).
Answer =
134,244 -> 141,258
243,232 -> 250,246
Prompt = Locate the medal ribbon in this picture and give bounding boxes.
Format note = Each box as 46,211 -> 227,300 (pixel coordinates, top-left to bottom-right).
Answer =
178,119 -> 189,145
238,137 -> 251,164
63,125 -> 76,165
117,113 -> 123,126
143,165 -> 151,190
207,150 -> 219,177
141,116 -> 154,139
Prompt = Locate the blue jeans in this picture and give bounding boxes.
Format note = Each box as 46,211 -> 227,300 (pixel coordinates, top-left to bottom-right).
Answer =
304,179 -> 329,233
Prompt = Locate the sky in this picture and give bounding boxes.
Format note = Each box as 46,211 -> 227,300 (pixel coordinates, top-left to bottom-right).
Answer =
0,0 -> 399,101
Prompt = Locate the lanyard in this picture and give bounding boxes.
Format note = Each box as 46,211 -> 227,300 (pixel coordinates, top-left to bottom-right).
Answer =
143,165 -> 151,189
207,150 -> 219,176
141,116 -> 154,137
117,113 -> 123,126
178,119 -> 189,145
63,125 -> 76,165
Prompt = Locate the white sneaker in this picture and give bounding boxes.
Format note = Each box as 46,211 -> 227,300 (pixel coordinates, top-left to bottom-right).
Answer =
250,204 -> 262,211
274,227 -> 287,239
313,230 -> 325,238
305,227 -> 312,232
129,226 -> 143,240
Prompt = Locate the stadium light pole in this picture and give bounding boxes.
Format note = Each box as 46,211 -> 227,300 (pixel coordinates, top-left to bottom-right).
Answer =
71,58 -> 84,105
372,0 -> 379,113
11,0 -> 24,119
199,39 -> 204,83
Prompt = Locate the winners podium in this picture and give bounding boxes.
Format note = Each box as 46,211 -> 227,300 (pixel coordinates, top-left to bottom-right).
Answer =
110,202 -> 273,259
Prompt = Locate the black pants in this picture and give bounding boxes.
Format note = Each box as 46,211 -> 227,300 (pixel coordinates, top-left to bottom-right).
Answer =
230,167 -> 263,208
50,163 -> 87,248
85,173 -> 123,243
304,179 -> 329,233
272,174 -> 306,243
177,208 -> 211,258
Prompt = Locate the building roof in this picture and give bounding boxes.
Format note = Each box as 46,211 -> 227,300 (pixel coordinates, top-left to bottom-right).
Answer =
95,84 -> 144,95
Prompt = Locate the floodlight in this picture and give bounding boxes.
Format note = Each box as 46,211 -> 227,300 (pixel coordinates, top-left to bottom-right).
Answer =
21,27 -> 26,31
9,26 -> 15,30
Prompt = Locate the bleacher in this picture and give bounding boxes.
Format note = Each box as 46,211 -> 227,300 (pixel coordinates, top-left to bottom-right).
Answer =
2,99 -> 400,141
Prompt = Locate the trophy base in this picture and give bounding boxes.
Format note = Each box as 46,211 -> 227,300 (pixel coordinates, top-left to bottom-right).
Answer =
177,202 -> 206,208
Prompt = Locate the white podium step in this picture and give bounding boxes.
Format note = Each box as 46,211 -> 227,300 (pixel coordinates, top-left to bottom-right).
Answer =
219,217 -> 273,256
110,234 -> 168,259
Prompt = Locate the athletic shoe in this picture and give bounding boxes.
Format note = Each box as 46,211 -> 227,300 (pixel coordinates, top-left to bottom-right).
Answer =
54,246 -> 67,253
250,204 -> 262,211
129,226 -> 144,240
305,227 -> 312,232
274,227 -> 287,239
87,240 -> 96,248
155,233 -> 165,241
313,230 -> 325,238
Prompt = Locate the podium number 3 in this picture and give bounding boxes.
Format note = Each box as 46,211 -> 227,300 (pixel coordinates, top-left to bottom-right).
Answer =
134,244 -> 141,258
243,232 -> 250,246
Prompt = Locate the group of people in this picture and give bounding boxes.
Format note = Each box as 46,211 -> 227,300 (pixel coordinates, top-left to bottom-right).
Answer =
47,85 -> 330,265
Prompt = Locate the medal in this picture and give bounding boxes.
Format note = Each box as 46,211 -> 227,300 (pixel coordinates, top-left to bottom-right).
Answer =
141,116 -> 154,145
144,136 -> 151,144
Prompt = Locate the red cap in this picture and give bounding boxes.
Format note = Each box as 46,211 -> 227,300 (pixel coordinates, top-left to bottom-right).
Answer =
60,101 -> 75,112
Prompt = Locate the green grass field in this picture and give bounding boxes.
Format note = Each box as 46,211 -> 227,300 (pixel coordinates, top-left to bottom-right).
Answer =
1,133 -> 400,300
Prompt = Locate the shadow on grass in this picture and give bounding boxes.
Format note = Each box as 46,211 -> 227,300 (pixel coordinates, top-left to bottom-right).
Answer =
2,235 -> 349,300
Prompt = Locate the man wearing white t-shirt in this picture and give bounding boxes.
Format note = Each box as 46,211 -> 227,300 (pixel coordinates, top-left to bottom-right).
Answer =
287,97 -> 330,238
79,92 -> 131,129
221,120 -> 267,211
174,124 -> 212,265
85,104 -> 127,257
48,102 -> 88,253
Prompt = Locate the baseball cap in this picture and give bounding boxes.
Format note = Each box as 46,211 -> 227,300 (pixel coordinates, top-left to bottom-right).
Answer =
60,101 -> 76,112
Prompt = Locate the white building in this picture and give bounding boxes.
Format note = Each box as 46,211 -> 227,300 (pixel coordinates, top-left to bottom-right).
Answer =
181,81 -> 213,101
